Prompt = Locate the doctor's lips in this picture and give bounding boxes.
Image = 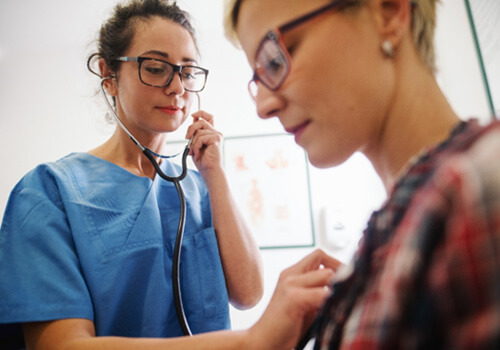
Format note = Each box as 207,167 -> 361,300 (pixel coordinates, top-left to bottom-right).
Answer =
157,105 -> 182,115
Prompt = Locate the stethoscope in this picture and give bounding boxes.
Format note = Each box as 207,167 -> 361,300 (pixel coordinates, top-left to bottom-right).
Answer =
100,76 -> 195,336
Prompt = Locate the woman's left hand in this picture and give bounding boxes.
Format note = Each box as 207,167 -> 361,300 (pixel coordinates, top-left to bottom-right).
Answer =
187,111 -> 264,309
185,110 -> 223,175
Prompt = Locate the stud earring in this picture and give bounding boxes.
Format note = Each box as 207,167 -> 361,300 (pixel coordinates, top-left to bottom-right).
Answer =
381,40 -> 394,57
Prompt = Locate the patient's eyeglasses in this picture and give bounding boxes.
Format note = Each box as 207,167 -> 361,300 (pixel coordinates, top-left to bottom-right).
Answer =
116,56 -> 209,92
248,0 -> 417,101
248,0 -> 351,100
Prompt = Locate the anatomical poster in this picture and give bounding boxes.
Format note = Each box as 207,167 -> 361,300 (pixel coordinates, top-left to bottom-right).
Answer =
223,134 -> 314,249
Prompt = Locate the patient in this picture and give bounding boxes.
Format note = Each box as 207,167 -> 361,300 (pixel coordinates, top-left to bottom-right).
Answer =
223,0 -> 500,348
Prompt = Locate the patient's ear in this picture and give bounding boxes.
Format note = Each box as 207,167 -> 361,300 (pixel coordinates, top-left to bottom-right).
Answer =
372,0 -> 412,49
98,58 -> 118,96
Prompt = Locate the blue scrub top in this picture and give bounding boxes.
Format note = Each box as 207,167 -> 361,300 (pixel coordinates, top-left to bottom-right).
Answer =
0,153 -> 230,342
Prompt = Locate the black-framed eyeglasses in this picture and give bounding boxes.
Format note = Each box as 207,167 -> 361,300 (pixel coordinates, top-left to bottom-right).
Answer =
248,0 -> 351,100
116,56 -> 209,92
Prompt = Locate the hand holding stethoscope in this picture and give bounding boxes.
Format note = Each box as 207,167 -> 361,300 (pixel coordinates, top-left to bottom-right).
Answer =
186,110 -> 224,177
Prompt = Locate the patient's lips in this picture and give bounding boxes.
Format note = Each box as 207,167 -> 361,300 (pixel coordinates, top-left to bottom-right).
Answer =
285,120 -> 311,142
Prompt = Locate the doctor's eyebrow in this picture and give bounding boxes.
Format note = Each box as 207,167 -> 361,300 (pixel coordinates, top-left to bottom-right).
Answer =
140,50 -> 198,65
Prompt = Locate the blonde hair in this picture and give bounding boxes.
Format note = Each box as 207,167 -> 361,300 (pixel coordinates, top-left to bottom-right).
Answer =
223,0 -> 243,47
410,0 -> 439,72
223,0 -> 440,72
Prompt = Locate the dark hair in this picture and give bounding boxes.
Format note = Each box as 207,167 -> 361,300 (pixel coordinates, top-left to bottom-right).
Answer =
88,0 -> 198,77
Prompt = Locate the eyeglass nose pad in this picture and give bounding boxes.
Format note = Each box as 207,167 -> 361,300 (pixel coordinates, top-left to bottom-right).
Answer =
164,70 -> 185,93
248,79 -> 258,102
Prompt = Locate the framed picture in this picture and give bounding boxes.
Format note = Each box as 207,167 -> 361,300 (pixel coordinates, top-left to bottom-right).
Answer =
465,0 -> 500,119
223,134 -> 315,249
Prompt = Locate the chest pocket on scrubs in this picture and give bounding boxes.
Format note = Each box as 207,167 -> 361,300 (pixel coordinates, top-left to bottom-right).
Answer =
181,227 -> 230,321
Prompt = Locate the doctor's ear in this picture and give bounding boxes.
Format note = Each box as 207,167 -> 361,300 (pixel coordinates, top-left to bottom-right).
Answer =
98,58 -> 118,96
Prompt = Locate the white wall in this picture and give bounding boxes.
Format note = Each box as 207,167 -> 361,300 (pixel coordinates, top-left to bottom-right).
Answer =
0,0 -> 493,333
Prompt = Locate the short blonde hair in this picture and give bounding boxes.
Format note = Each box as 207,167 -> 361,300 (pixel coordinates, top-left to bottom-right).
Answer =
410,0 -> 439,73
223,0 -> 244,47
223,0 -> 440,72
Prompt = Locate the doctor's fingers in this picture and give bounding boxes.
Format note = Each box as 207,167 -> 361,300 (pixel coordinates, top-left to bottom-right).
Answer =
265,277 -> 332,346
285,249 -> 342,276
190,128 -> 223,150
189,130 -> 223,162
278,266 -> 335,293
289,283 -> 333,315
186,116 -> 217,141
251,285 -> 328,350
191,110 -> 215,126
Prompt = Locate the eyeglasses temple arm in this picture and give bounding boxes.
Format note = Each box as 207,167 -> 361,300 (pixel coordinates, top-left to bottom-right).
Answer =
279,0 -> 351,32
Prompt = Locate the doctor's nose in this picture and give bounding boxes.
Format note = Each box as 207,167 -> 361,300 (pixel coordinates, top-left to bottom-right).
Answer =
164,72 -> 185,95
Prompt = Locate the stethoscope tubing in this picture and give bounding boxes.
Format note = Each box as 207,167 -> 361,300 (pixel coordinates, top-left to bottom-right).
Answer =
100,76 -> 193,335
142,147 -> 192,336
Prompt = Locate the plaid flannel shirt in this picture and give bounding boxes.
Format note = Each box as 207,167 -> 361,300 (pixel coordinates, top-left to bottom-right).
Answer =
315,119 -> 500,349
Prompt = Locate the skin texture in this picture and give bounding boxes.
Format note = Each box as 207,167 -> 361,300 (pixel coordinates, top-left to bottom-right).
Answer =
236,0 -> 459,192
95,17 -> 198,178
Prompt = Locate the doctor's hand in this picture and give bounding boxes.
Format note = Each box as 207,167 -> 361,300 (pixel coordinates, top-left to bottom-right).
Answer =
249,249 -> 342,350
185,110 -> 223,176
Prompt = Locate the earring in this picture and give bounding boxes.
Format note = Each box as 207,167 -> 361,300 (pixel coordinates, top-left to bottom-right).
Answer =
381,40 -> 394,57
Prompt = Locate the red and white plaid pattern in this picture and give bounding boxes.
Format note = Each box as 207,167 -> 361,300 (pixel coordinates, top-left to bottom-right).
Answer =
315,119 -> 500,349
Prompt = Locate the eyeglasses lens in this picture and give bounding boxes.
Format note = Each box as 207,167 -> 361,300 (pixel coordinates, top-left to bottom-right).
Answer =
140,59 -> 172,86
140,59 -> 206,92
251,34 -> 289,99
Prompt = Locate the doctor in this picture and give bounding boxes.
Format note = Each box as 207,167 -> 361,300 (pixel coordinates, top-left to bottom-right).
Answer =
0,0 -> 264,347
